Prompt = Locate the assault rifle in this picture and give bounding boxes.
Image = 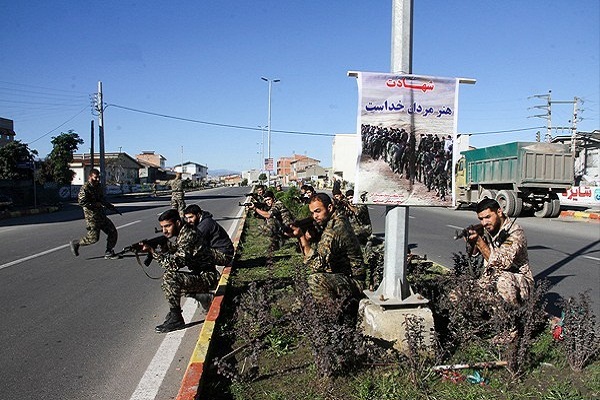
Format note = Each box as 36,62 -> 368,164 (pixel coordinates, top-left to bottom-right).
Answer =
102,201 -> 122,215
289,216 -> 323,242
453,223 -> 483,240
115,235 -> 169,266
239,201 -> 268,211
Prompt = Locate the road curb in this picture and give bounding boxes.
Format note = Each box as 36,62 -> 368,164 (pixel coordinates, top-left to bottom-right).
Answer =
559,210 -> 600,220
0,206 -> 60,220
176,209 -> 247,400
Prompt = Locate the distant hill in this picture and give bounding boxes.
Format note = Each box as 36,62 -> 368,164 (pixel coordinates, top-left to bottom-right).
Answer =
209,169 -> 240,177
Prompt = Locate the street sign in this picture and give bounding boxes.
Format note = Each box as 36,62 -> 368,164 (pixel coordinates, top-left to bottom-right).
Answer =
264,158 -> 273,172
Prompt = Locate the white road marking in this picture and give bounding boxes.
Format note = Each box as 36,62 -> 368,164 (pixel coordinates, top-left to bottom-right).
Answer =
583,255 -> 600,262
129,298 -> 197,400
130,206 -> 245,400
0,220 -> 141,271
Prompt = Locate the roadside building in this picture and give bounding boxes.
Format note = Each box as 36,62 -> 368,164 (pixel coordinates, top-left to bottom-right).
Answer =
0,117 -> 16,148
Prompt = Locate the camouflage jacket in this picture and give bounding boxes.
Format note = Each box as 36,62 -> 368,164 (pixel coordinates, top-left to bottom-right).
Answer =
169,178 -> 184,195
78,182 -> 106,220
153,223 -> 214,274
304,211 -> 365,279
268,200 -> 293,226
482,219 -> 533,281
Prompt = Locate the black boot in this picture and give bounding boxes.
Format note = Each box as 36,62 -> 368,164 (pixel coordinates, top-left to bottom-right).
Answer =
155,308 -> 185,333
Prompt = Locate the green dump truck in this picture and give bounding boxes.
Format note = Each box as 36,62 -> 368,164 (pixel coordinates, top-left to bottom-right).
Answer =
455,142 -> 574,218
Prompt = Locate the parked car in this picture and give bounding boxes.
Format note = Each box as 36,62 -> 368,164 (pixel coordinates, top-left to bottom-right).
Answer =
0,194 -> 14,211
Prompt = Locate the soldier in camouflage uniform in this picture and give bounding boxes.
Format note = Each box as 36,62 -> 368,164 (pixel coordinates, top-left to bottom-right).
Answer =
290,193 -> 365,315
69,168 -> 119,259
466,198 -> 533,306
144,209 -> 220,333
248,190 -> 293,250
168,172 -> 186,216
183,204 -> 234,266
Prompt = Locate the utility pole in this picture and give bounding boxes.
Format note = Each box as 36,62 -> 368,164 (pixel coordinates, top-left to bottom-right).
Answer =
90,120 -> 95,171
528,91 -> 551,142
529,92 -> 580,146
97,81 -> 106,188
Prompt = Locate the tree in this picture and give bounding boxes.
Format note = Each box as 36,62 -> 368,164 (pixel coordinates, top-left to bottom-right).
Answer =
45,130 -> 83,184
0,140 -> 37,180
258,173 -> 267,183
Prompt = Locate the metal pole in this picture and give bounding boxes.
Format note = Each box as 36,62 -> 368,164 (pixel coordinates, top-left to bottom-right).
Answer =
261,77 -> 280,186
387,0 -> 412,301
259,125 -> 266,171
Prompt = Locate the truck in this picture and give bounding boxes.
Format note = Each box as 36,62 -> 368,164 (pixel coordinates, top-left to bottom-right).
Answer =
454,141 -> 574,218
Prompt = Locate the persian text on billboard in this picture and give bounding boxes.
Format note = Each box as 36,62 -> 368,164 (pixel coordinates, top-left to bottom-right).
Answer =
354,72 -> 458,206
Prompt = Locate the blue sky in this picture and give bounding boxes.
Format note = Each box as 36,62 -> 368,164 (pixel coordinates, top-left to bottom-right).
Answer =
1,1 -> 598,173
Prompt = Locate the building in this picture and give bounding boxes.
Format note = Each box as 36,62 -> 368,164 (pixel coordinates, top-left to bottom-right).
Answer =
331,134 -> 358,185
241,169 -> 262,184
136,151 -> 166,169
174,161 -> 208,182
288,155 -> 320,183
70,152 -> 143,185
0,117 -> 16,148
222,174 -> 243,186
552,130 -> 600,185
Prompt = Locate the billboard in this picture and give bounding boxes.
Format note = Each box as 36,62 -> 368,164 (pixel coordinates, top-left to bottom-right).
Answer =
353,72 -> 459,206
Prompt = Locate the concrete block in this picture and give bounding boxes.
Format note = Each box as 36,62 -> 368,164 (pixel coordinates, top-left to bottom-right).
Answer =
359,298 -> 435,353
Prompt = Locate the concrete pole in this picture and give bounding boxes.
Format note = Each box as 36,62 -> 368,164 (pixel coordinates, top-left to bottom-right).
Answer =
571,97 -> 578,170
90,120 -> 95,171
97,81 -> 106,189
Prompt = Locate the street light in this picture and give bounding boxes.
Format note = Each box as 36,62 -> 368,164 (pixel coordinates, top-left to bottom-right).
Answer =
261,76 -> 280,186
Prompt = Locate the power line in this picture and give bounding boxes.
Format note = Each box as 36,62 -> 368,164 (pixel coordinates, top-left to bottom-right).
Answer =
467,126 -> 546,136
26,106 -> 89,145
107,103 -> 336,137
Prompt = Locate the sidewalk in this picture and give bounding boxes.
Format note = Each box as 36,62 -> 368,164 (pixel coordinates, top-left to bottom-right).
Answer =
0,205 -> 61,220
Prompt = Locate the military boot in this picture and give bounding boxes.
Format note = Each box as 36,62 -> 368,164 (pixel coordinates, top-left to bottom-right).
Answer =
70,240 -> 80,257
155,308 -> 185,333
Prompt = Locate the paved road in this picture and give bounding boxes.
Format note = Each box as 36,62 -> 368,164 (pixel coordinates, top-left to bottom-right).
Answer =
368,204 -> 600,317
0,186 -> 248,400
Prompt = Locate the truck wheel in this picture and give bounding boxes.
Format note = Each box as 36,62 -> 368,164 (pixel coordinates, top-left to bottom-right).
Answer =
496,190 -> 522,217
496,190 -> 514,216
480,189 -> 497,201
534,200 -> 553,218
549,193 -> 561,218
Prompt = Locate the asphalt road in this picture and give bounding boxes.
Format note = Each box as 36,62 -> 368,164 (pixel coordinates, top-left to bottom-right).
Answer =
1,187 -> 598,399
0,186 -> 248,400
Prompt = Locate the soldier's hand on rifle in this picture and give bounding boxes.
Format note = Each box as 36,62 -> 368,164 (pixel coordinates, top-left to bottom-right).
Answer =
140,241 -> 154,254
287,225 -> 303,238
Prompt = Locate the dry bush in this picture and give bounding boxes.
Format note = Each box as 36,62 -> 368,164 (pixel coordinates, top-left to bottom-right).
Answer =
559,291 -> 599,372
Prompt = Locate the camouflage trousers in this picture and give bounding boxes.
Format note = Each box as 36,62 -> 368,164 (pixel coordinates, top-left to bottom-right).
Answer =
307,272 -> 364,305
209,248 -> 234,266
479,271 -> 534,306
79,215 -> 118,251
162,268 -> 220,309
171,194 -> 186,215
261,220 -> 286,249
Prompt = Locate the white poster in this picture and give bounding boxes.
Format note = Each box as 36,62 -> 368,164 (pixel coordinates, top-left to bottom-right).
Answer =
354,72 -> 459,206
